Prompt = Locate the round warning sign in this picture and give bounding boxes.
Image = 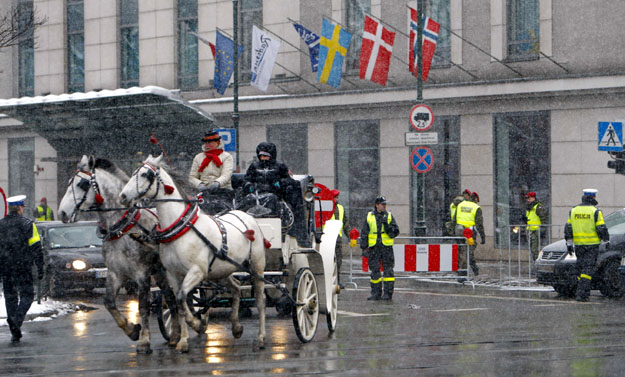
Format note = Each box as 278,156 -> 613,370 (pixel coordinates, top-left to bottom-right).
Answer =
411,147 -> 434,173
409,104 -> 434,131
313,183 -> 337,228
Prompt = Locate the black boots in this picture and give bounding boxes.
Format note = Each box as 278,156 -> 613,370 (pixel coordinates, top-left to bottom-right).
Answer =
576,277 -> 591,302
381,281 -> 394,300
368,281 -> 394,301
368,282 -> 382,300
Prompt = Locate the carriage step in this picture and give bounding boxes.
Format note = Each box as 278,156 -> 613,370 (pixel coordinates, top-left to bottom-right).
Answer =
232,271 -> 285,279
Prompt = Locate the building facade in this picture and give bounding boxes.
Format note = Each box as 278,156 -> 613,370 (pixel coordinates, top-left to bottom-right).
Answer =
1,0 -> 625,258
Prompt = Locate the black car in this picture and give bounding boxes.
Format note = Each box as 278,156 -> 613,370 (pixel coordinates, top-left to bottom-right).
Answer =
535,209 -> 625,298
36,221 -> 106,297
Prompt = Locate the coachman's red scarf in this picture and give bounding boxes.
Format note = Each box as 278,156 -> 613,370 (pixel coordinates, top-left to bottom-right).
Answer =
198,149 -> 223,172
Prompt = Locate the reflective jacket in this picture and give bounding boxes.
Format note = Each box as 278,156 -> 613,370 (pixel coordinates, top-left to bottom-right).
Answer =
328,203 -> 345,237
456,201 -> 479,227
367,212 -> 394,247
567,205 -> 605,245
35,205 -> 54,221
526,202 -> 542,231
0,213 -> 44,275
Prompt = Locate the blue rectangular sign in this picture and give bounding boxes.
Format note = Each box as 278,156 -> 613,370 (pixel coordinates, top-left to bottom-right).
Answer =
215,128 -> 236,152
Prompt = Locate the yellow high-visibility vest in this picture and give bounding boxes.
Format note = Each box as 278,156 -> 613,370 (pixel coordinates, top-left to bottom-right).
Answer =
35,205 -> 53,221
367,212 -> 393,247
327,203 -> 344,237
456,201 -> 479,227
568,205 -> 604,245
526,203 -> 542,231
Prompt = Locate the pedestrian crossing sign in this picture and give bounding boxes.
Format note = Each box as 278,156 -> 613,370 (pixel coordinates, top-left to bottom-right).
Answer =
598,122 -> 624,151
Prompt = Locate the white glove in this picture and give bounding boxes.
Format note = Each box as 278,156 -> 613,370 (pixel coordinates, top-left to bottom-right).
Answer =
197,183 -> 208,191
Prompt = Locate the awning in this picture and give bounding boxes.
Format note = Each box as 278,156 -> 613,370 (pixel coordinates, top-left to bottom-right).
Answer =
0,86 -> 216,161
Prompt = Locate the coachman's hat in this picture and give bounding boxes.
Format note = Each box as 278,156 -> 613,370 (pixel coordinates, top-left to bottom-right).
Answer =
7,195 -> 26,206
202,130 -> 221,143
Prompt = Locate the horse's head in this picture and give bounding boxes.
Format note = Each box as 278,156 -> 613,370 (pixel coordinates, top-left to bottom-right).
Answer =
58,155 -> 99,223
120,154 -> 169,207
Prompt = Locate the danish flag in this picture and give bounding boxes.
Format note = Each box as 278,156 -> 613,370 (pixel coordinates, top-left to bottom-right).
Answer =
408,7 -> 440,81
359,15 -> 395,86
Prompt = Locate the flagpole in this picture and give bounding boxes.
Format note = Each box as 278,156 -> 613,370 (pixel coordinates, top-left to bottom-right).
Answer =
232,0 -> 240,172
414,0 -> 426,237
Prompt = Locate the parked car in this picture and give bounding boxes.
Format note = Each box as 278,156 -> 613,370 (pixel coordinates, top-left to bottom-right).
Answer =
36,221 -> 106,297
535,209 -> 625,298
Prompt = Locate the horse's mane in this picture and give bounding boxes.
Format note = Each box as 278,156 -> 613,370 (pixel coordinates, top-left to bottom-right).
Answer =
93,158 -> 129,182
150,158 -> 196,199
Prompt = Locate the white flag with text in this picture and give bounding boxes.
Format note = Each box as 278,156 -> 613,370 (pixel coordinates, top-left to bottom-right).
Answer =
251,25 -> 281,92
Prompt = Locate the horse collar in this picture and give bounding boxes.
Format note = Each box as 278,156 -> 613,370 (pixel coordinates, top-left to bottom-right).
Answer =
99,208 -> 142,241
153,202 -> 199,243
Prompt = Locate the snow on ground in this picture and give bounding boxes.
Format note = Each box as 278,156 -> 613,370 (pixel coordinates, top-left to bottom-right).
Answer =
0,293 -> 77,326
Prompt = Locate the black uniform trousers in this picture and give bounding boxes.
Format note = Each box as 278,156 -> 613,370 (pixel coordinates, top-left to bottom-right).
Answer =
575,244 -> 599,300
368,244 -> 394,298
2,270 -> 35,335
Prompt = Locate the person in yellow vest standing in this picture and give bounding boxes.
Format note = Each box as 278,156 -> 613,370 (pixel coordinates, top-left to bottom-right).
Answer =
564,189 -> 610,302
327,189 -> 349,288
33,197 -> 54,221
522,192 -> 548,261
446,189 -> 471,235
454,191 -> 485,277
359,196 -> 400,301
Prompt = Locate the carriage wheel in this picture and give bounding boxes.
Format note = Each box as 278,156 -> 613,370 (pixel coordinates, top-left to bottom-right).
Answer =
152,291 -> 171,342
326,260 -> 339,333
292,267 -> 319,343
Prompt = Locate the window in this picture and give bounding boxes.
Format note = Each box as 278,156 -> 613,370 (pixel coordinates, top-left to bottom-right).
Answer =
507,0 -> 539,60
425,0 -> 450,67
9,138 -> 35,210
335,120 -> 379,226
18,0 -> 34,96
267,124 -> 308,174
120,0 -> 139,88
410,117 -> 460,236
67,0 -> 84,93
494,111 -> 550,247
240,0 -> 262,81
345,0 -> 370,72
177,0 -> 198,89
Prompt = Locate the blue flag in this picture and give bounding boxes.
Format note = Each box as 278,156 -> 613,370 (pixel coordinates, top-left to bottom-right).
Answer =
317,18 -> 352,88
293,22 -> 320,73
214,30 -> 242,95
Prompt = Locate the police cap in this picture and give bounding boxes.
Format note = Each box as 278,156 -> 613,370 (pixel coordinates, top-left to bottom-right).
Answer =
374,196 -> 387,205
7,195 -> 26,206
583,188 -> 598,197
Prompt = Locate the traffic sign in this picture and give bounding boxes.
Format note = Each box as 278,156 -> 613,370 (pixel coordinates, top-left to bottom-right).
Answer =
0,186 -> 6,218
405,132 -> 438,145
409,104 -> 434,131
313,183 -> 336,228
411,147 -> 434,173
598,122 -> 623,151
215,128 -> 236,152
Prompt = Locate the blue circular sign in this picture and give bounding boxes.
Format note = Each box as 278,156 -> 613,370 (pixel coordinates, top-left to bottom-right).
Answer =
411,147 -> 434,173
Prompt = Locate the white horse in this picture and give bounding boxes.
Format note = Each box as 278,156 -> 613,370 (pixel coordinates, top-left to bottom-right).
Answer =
58,155 -> 180,353
119,154 -> 267,353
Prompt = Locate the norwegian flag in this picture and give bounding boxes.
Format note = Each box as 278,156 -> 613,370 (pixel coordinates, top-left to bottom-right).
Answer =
408,7 -> 440,81
359,15 -> 395,86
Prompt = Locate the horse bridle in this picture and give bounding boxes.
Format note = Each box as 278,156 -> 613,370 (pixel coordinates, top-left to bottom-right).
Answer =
132,162 -> 162,201
68,170 -> 100,221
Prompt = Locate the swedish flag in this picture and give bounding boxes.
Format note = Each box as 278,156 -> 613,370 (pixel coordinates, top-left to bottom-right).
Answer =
317,18 -> 352,88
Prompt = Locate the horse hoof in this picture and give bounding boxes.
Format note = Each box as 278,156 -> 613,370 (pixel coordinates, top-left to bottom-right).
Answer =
136,344 -> 152,354
175,342 -> 189,354
252,339 -> 265,352
129,324 -> 141,341
232,324 -> 244,339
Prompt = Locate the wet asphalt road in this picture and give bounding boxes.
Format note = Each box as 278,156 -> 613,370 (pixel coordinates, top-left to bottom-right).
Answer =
2,285 -> 625,376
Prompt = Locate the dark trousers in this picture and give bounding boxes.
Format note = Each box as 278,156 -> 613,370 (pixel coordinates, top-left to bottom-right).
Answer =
2,272 -> 35,335
335,238 -> 343,280
575,244 -> 599,300
529,230 -> 540,261
368,245 -> 395,297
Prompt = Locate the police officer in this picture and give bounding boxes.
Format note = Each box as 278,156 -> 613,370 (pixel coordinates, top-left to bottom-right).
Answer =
564,189 -> 609,302
359,196 -> 400,301
522,192 -> 548,261
454,191 -> 484,277
33,197 -> 54,221
326,189 -> 349,288
0,195 -> 45,342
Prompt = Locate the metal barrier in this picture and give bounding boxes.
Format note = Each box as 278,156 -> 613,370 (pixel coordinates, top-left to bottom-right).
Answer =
344,236 -> 472,287
498,224 -> 564,287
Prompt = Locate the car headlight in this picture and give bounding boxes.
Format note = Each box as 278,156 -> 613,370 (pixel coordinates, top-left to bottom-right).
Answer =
71,260 -> 87,270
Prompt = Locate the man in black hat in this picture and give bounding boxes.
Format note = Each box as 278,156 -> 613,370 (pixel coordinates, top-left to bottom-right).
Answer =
359,196 -> 400,301
0,195 -> 45,343
189,130 -> 234,214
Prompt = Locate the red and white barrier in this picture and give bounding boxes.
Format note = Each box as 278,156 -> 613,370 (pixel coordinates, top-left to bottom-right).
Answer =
363,244 -> 458,272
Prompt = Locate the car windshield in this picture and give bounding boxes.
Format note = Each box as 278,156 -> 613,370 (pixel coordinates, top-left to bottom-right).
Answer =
604,211 -> 625,236
47,225 -> 103,249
